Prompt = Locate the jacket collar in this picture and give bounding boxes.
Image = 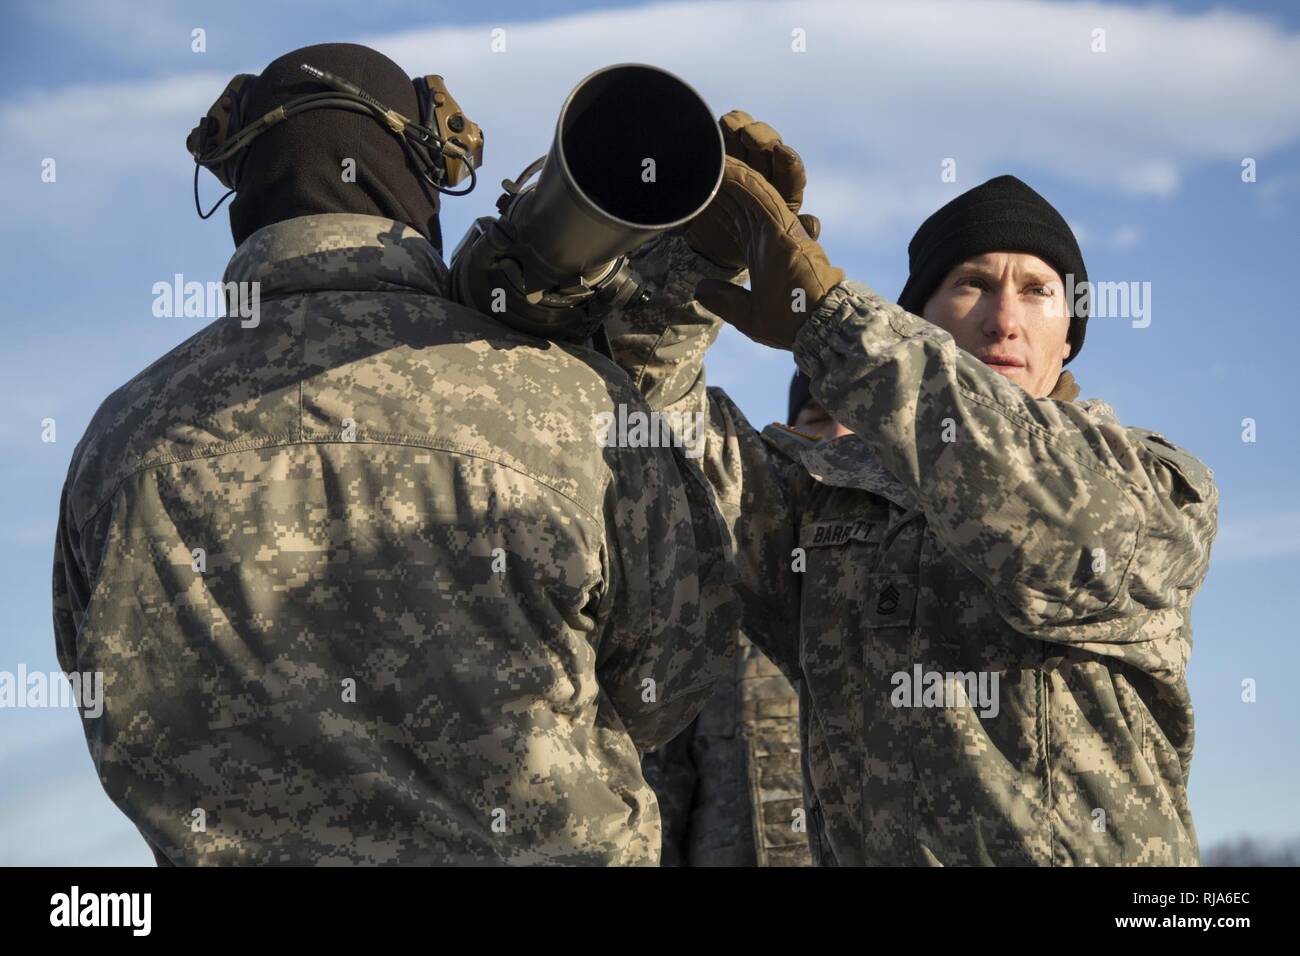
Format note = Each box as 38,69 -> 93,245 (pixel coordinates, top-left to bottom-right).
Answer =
222,213 -> 449,300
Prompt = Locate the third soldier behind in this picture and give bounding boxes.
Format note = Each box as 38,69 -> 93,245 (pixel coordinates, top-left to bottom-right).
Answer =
640,372 -> 843,867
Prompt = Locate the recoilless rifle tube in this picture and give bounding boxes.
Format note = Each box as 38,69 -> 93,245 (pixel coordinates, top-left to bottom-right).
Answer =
450,63 -> 725,341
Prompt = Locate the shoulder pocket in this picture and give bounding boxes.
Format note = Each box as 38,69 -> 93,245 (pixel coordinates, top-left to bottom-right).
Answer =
1132,429 -> 1214,505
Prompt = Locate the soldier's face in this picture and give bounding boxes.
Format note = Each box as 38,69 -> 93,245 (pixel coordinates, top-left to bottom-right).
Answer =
793,400 -> 853,441
921,252 -> 1072,398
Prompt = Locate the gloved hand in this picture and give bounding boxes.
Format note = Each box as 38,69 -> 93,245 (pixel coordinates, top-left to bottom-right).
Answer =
686,110 -> 821,268
692,156 -> 844,349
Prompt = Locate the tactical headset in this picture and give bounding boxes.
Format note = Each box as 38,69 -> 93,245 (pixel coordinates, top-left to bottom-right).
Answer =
187,63 -> 484,218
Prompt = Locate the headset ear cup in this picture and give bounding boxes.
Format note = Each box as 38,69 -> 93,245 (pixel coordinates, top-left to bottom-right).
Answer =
420,75 -> 483,188
190,73 -> 257,191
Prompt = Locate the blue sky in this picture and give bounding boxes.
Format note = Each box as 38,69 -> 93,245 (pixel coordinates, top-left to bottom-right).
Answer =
1,0 -> 1298,865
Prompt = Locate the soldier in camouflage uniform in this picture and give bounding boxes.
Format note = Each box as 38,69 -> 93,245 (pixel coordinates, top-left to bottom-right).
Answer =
641,373 -> 845,867
642,635 -> 808,866
607,113 -> 1218,865
51,45 -> 733,866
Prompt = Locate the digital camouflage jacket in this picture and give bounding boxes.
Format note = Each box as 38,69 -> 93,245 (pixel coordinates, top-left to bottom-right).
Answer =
607,235 -> 1219,866
52,214 -> 734,866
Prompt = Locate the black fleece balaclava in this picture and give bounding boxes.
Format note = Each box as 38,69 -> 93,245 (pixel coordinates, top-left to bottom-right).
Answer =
897,174 -> 1088,364
228,43 -> 441,250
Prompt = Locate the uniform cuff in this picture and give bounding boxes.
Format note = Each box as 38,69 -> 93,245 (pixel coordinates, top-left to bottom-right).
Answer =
793,279 -> 927,378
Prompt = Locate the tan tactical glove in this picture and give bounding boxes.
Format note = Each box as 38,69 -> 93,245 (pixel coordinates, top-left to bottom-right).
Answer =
686,110 -> 821,267
692,156 -> 845,349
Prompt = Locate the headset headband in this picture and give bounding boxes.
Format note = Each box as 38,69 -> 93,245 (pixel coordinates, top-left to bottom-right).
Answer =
187,63 -> 484,219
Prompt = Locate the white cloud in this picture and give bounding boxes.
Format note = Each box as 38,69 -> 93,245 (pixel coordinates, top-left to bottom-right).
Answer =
32,0 -> 209,57
1069,221 -> 1143,251
364,0 -> 1300,241
1110,224 -> 1142,250
0,71 -> 225,173
3,0 -> 1299,251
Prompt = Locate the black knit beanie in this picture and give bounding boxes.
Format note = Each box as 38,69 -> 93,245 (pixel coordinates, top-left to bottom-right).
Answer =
897,175 -> 1088,364
229,43 -> 442,251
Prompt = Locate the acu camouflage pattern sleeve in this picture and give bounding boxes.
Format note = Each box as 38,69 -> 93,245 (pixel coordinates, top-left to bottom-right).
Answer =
795,281 -> 1220,683
53,440 -> 117,682
52,483 -> 83,678
605,234 -> 744,414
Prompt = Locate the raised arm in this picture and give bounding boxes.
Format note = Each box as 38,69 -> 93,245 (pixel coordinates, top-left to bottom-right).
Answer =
795,281 -> 1218,677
